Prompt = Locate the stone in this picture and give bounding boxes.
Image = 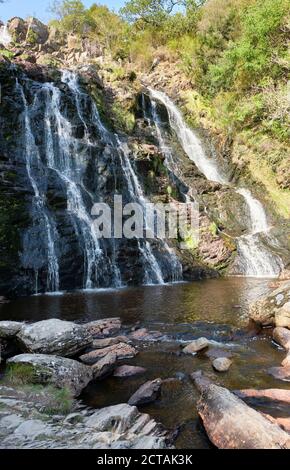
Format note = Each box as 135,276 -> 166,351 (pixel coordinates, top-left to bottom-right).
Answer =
14,419 -> 53,439
249,281 -> 290,326
0,321 -> 23,338
16,319 -> 92,357
113,365 -> 146,378
8,17 -> 28,42
183,337 -> 209,354
275,302 -> 290,329
212,357 -> 232,372
205,348 -> 232,359
26,17 -> 48,44
92,336 -> 129,349
281,353 -> 290,368
85,318 -> 121,338
128,379 -> 162,406
268,366 -> 290,382
129,328 -> 163,342
192,377 -> 290,449
7,354 -> 93,397
91,352 -> 117,379
236,388 -> 290,405
80,343 -> 137,365
273,327 -> 290,350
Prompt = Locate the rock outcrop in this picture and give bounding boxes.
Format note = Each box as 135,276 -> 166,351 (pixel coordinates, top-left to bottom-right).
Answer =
128,379 -> 162,406
7,354 -> 93,397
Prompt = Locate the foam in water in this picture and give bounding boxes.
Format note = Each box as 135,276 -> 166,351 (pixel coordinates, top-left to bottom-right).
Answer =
147,89 -> 283,278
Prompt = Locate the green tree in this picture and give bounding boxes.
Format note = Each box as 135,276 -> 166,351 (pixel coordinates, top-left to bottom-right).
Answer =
121,0 -> 187,26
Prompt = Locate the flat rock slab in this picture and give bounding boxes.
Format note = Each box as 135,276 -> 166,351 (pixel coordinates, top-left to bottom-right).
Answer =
92,336 -> 129,349
129,328 -> 163,342
212,357 -> 232,372
0,321 -> 23,338
113,365 -> 146,378
273,327 -> 290,350
85,318 -> 121,338
80,343 -> 137,365
16,319 -> 92,357
193,378 -> 290,449
128,379 -> 162,406
183,338 -> 209,354
7,354 -> 93,397
268,366 -> 290,382
236,388 -> 290,405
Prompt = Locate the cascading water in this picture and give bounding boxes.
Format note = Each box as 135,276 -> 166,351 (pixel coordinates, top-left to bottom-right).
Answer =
16,80 -> 60,292
0,23 -> 12,47
146,89 -> 283,278
14,69 -> 182,293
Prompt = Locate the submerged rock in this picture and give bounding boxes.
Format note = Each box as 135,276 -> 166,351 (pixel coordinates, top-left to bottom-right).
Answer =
16,319 -> 92,357
273,327 -> 290,350
268,366 -> 290,382
92,336 -> 130,349
128,379 -> 162,406
212,357 -> 232,372
192,374 -> 290,449
7,354 -> 93,397
129,328 -> 163,342
183,337 -> 209,354
113,365 -> 146,378
80,342 -> 137,365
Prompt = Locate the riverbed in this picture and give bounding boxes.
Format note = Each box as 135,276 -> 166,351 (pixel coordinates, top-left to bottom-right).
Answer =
1,277 -> 289,448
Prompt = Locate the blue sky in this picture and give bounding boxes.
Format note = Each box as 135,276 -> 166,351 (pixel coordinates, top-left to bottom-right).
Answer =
0,1 -> 125,23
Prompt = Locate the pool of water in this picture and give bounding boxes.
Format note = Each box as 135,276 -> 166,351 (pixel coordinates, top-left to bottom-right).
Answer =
1,277 -> 288,448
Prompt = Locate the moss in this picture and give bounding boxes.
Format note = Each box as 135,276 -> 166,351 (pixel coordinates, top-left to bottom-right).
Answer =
111,101 -> 135,134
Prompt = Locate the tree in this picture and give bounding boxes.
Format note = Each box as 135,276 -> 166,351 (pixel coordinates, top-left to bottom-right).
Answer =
120,0 -> 187,26
49,0 -> 93,34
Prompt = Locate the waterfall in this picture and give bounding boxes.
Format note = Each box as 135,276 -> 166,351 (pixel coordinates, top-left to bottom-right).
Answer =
0,23 -> 12,47
15,70 -> 182,293
16,80 -> 60,292
146,89 -> 283,278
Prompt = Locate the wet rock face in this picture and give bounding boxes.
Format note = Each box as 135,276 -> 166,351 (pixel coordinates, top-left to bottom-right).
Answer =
128,379 -> 162,406
7,354 -> 93,397
16,319 -> 93,356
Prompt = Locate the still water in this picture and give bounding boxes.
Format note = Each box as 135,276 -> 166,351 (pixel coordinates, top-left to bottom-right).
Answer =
0,278 -> 288,448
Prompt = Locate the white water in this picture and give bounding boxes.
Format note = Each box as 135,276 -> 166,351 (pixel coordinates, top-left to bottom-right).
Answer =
147,89 -> 283,278
16,80 -> 60,291
0,23 -> 12,47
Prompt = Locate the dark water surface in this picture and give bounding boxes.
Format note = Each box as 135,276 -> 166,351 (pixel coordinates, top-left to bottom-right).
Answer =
1,278 -> 288,448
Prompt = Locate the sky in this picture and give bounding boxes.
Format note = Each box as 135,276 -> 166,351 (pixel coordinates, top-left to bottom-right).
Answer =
0,0 -> 125,23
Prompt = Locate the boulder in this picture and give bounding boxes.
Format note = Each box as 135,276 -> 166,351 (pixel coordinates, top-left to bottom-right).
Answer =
0,321 -> 23,338
84,318 -> 121,338
16,319 -> 92,357
91,352 -> 117,379
8,17 -> 28,42
249,281 -> 290,326
268,366 -> 290,382
80,343 -> 137,365
212,357 -> 232,372
275,302 -> 290,329
128,379 -> 162,406
273,327 -> 290,350
183,337 -> 208,354
236,388 -> 290,405
193,376 -> 290,449
7,354 -> 93,397
113,365 -> 146,378
282,353 -> 290,367
26,17 -> 48,44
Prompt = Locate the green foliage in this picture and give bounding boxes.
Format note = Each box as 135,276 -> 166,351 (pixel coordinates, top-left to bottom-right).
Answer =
4,364 -> 37,385
0,49 -> 14,59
